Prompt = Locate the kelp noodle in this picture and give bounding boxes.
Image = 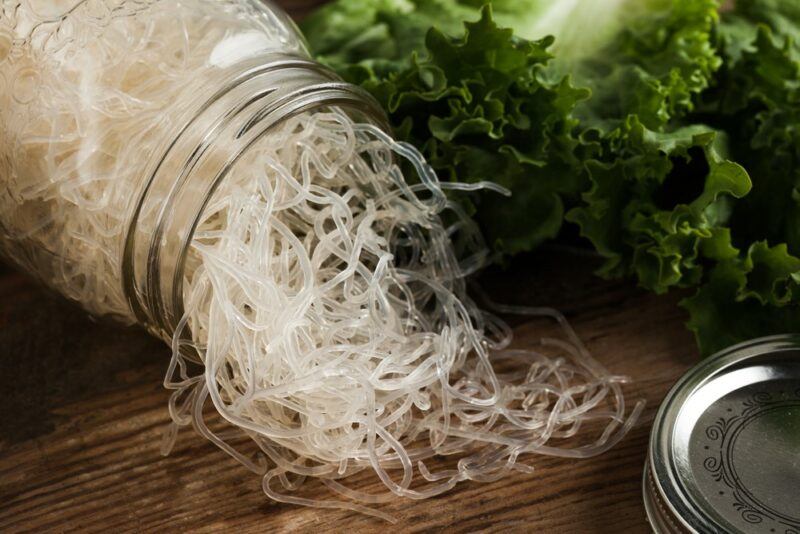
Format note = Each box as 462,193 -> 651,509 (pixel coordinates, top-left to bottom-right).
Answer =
163,109 -> 643,520
0,0 -> 642,521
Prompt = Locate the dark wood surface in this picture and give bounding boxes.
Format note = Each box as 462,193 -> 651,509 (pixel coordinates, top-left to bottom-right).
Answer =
0,2 -> 701,532
0,248 -> 698,533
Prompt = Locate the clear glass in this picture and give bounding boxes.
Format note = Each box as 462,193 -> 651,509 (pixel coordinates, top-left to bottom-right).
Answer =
0,0 -> 385,339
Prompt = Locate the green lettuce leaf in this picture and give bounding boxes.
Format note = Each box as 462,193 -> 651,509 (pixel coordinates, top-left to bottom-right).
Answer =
488,0 -> 723,130
304,0 -> 723,256
682,241 -> 800,356
672,1 -> 800,354
303,0 -> 800,357
568,124 -> 750,294
301,0 -> 476,75
307,5 -> 591,253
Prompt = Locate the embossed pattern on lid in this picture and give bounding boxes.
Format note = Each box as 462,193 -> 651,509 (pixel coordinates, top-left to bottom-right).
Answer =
644,335 -> 800,534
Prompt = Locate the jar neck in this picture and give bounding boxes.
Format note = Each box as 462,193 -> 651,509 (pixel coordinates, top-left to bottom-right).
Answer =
121,53 -> 388,341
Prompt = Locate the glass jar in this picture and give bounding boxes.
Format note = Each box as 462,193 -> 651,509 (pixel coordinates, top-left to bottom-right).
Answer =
0,0 -> 387,342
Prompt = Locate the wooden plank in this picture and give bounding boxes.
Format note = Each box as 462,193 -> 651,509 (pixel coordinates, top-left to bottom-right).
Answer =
0,246 -> 698,533
0,2 -> 701,532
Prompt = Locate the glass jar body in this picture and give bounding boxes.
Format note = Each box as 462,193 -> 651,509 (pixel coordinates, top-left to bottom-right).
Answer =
0,0 -> 384,339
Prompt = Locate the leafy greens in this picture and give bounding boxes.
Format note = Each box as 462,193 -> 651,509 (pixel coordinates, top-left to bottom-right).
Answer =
301,0 -> 800,356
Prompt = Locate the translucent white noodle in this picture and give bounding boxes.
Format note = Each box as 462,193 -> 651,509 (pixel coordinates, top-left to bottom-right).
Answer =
164,109 -> 643,521
0,1 -> 641,520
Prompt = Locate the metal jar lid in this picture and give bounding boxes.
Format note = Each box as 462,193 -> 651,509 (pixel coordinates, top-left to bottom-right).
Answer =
644,335 -> 800,533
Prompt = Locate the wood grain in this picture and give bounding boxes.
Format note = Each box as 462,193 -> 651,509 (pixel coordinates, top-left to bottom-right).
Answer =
0,247 -> 698,533
0,2 -> 701,532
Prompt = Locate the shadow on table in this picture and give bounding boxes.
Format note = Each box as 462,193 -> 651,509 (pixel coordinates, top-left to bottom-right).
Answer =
0,263 -> 166,445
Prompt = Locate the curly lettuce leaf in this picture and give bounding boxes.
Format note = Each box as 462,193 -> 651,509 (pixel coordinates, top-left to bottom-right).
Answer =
307,6 -> 591,253
677,0 -> 800,354
486,0 -> 723,130
303,0 -> 800,357
568,124 -> 750,294
717,25 -> 800,253
301,0 -> 476,75
564,0 -> 735,299
304,0 -> 723,256
682,242 -> 800,356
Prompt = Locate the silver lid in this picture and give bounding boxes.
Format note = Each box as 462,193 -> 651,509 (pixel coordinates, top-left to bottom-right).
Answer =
644,335 -> 800,534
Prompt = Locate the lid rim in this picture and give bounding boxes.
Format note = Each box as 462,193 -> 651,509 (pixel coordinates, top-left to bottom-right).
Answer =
645,334 -> 800,533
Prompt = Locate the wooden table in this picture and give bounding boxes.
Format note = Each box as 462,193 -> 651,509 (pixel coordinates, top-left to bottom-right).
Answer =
0,2 -> 701,532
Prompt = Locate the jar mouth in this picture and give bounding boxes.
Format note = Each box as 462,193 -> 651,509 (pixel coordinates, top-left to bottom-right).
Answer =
120,53 -> 389,341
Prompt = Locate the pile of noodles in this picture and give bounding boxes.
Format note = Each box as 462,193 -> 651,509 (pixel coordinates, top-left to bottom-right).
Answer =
0,1 -> 641,520
163,109 -> 643,521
